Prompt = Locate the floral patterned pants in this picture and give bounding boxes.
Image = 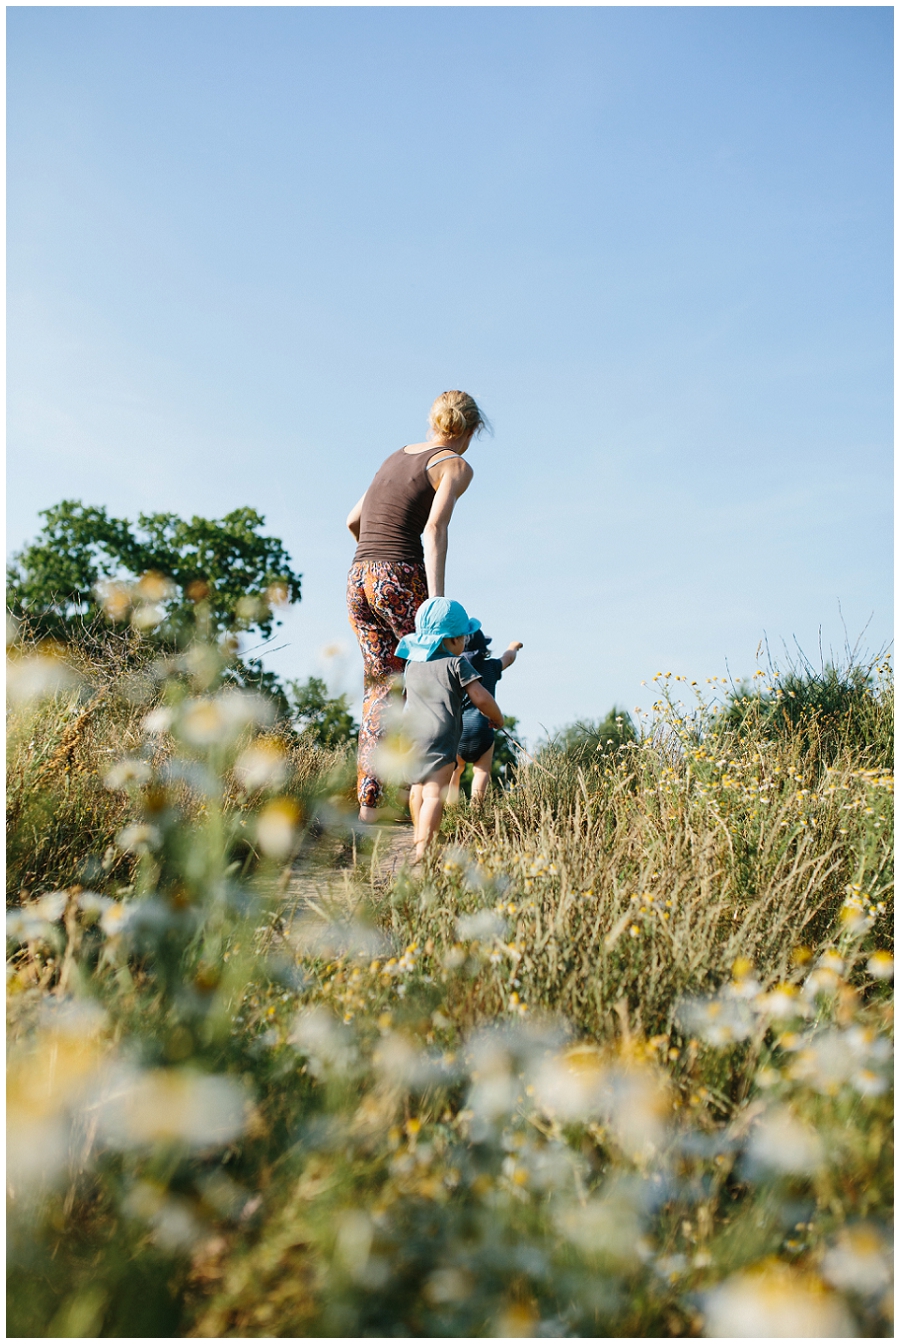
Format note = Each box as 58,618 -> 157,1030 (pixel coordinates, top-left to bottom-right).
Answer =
347,560 -> 428,809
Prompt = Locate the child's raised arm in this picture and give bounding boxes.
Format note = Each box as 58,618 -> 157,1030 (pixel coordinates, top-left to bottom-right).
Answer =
467,679 -> 504,729
500,640 -> 523,671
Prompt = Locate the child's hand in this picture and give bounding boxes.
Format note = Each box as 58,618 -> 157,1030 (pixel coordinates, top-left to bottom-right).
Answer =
500,641 -> 522,671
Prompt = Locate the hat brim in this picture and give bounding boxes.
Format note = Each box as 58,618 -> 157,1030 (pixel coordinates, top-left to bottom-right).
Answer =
396,616 -> 481,662
396,632 -> 444,662
423,617 -> 482,659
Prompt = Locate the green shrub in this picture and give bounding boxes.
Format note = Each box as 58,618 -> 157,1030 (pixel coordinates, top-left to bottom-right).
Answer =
287,675 -> 359,748
548,706 -> 639,769
719,650 -> 893,770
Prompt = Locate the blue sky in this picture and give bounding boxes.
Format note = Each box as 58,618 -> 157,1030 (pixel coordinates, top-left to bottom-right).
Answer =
7,6 -> 892,742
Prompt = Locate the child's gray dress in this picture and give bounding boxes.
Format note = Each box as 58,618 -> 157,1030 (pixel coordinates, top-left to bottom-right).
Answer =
404,654 -> 481,783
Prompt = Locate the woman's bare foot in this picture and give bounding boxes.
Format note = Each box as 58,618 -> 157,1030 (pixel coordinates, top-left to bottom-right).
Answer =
359,805 -> 380,824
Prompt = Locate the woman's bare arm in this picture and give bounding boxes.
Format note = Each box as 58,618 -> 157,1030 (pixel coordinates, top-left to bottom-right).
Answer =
422,457 -> 473,596
466,679 -> 503,728
500,641 -> 524,671
346,493 -> 366,541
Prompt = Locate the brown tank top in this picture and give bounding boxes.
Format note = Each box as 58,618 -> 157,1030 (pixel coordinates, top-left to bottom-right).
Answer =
353,448 -> 454,564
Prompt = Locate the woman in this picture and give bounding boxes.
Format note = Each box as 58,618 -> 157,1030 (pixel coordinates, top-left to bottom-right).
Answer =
346,389 -> 486,822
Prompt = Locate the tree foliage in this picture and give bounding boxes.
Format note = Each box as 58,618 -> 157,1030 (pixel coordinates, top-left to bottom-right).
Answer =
7,500 -> 302,644
287,676 -> 359,748
549,706 -> 638,767
719,656 -> 893,768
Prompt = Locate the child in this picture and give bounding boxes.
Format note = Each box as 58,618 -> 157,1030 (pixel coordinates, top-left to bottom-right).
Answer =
446,630 -> 523,807
396,597 -> 504,861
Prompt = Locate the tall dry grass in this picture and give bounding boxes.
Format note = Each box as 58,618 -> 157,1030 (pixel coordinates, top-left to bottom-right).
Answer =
6,634 -> 893,1338
395,720 -> 892,1051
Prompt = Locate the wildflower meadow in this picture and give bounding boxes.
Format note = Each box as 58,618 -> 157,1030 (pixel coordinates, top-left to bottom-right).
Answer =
6,599 -> 893,1337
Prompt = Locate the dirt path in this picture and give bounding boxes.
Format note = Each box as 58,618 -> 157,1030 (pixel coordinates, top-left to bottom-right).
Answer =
279,822 -> 415,918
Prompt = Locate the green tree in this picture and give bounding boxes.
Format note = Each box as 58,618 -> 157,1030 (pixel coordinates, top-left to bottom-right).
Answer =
287,676 -> 359,748
719,656 -> 892,768
7,500 -> 302,644
550,707 -> 638,766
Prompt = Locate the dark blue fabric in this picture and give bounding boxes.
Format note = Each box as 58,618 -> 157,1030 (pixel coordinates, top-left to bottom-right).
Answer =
458,708 -> 495,762
465,657 -> 503,700
457,657 -> 503,762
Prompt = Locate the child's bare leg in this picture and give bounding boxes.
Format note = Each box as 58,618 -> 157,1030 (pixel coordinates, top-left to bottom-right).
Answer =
409,784 -> 423,837
470,745 -> 494,804
413,765 -> 455,860
446,757 -> 466,806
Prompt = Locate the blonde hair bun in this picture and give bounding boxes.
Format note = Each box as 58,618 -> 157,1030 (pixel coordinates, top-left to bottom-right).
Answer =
429,390 -> 487,441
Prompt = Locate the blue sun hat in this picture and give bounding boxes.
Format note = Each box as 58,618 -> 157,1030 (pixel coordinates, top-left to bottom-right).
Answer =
395,597 -> 482,662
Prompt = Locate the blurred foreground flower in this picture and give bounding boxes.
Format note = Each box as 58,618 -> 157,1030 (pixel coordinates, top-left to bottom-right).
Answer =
788,1026 -> 892,1096
867,950 -> 894,980
6,892 -> 69,944
234,739 -> 286,791
265,581 -> 290,608
7,1003 -> 109,1194
142,706 -> 174,736
99,901 -> 138,938
531,1043 -> 606,1122
334,1209 -> 377,1283
596,1061 -> 669,1159
6,652 -> 77,705
179,697 -> 232,746
702,1262 -> 855,1337
256,798 -> 300,860
555,1178 -> 645,1269
131,603 -> 166,631
94,579 -> 132,622
745,1105 -> 823,1176
104,758 -> 151,790
7,909 -> 51,944
820,1224 -> 893,1298
802,950 -> 845,999
839,896 -> 875,935
97,1067 -> 250,1151
463,1023 -> 562,1133
117,823 -> 161,855
455,909 -> 506,942
122,1181 -> 204,1251
753,983 -> 810,1021
424,1267 -> 474,1305
78,891 -> 115,923
289,1007 -> 357,1077
371,731 -> 423,786
134,570 -> 177,604
290,914 -> 387,960
178,691 -> 273,747
373,1032 -> 456,1091
676,993 -> 753,1046
532,1045 -> 668,1157
493,1302 -> 539,1337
